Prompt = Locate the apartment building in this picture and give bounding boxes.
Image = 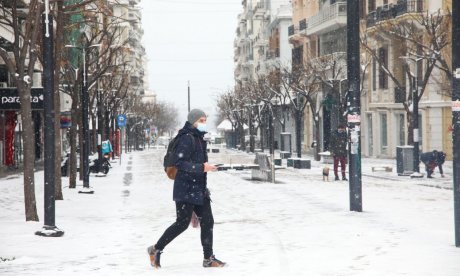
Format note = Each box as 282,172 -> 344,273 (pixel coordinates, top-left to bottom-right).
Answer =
362,0 -> 451,159
234,0 -> 295,150
235,0 -> 292,84
289,0 -> 347,152
109,0 -> 147,96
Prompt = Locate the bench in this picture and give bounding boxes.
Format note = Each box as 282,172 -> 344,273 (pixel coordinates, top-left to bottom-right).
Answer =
286,158 -> 311,169
251,153 -> 284,182
371,166 -> 393,172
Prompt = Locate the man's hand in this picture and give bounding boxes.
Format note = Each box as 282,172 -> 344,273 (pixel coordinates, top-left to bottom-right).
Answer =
204,162 -> 217,172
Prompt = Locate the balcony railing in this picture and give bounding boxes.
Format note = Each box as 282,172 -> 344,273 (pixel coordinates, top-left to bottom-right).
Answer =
254,1 -> 265,12
308,2 -> 347,31
367,0 -> 425,28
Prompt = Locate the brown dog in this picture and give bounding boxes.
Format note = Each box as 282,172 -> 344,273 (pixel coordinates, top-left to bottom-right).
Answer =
322,166 -> 330,181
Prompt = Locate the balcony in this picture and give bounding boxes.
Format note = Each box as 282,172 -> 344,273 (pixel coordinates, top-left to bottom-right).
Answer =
307,2 -> 347,35
253,1 -> 265,17
366,0 -> 425,28
310,52 -> 346,72
299,19 -> 307,32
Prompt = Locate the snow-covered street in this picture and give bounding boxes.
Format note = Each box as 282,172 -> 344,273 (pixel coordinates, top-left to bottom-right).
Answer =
1,148 -> 460,276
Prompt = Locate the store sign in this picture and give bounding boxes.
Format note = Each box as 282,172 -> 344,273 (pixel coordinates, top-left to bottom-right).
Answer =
0,88 -> 44,110
60,111 -> 72,129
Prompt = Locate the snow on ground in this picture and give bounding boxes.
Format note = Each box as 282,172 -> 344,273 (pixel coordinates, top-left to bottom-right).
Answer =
0,148 -> 459,276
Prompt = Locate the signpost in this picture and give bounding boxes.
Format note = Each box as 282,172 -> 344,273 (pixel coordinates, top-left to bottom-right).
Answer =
117,114 -> 127,164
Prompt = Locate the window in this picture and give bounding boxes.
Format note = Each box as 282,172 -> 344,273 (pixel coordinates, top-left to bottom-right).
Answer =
368,0 -> 376,12
367,114 -> 373,156
380,113 -> 388,154
397,114 -> 405,146
378,47 -> 388,89
372,59 -> 376,91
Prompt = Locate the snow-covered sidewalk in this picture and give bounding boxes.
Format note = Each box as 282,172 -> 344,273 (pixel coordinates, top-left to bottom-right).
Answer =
1,149 -> 459,275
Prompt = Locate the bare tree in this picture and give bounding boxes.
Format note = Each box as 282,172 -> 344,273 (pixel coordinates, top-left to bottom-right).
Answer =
0,1 -> 44,221
361,9 -> 450,145
216,90 -> 239,148
264,67 -> 291,151
286,63 -> 323,160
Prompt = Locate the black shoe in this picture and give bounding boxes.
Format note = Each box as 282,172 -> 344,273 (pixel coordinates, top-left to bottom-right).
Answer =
335,176 -> 340,181
147,245 -> 162,268
203,255 -> 226,267
427,175 -> 433,179
342,177 -> 348,181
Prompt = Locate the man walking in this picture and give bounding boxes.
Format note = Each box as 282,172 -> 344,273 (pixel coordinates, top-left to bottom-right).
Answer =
147,109 -> 226,268
331,124 -> 348,181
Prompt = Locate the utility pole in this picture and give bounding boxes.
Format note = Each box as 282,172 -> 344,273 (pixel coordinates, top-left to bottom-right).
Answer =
97,88 -> 103,170
452,0 -> 460,247
35,7 -> 64,237
80,46 -> 92,194
188,80 -> 191,113
346,0 -> 362,212
296,92 -> 302,158
412,60 -> 420,173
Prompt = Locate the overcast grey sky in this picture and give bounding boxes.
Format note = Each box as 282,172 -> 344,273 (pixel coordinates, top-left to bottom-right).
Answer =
139,0 -> 241,129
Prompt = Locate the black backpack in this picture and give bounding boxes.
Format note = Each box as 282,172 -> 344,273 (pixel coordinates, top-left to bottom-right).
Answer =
163,133 -> 196,180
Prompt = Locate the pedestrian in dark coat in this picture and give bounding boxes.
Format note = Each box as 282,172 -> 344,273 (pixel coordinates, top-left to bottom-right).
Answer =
147,109 -> 226,269
330,124 -> 348,181
420,150 -> 446,178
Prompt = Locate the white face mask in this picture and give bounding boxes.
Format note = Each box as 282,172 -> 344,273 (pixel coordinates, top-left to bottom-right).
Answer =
196,122 -> 207,133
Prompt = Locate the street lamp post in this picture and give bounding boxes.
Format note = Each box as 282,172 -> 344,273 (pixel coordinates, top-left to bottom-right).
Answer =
97,88 -> 103,170
35,7 -> 64,237
65,43 -> 101,193
400,55 -> 423,175
451,0 -> 460,247
347,0 -> 362,212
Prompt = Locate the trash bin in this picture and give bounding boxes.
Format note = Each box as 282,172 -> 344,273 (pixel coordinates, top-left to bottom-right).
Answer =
396,145 -> 414,175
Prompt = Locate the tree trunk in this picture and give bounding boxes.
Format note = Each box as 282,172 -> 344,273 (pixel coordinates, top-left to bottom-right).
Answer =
92,113 -> 97,154
79,110 -> 84,181
295,109 -> 302,158
238,122 -> 245,151
279,121 -> 286,152
258,123 -> 264,152
53,1 -> 64,200
18,84 -> 39,221
314,120 -> 321,161
69,93 -> 79,189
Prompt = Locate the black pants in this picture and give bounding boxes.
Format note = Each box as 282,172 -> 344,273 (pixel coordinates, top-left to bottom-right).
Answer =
155,198 -> 214,259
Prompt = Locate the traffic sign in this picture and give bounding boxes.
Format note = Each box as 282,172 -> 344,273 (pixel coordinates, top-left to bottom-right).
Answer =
117,114 -> 127,127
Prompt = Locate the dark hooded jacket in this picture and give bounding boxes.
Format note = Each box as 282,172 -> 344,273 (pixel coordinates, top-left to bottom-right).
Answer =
330,129 -> 348,157
172,121 -> 208,205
